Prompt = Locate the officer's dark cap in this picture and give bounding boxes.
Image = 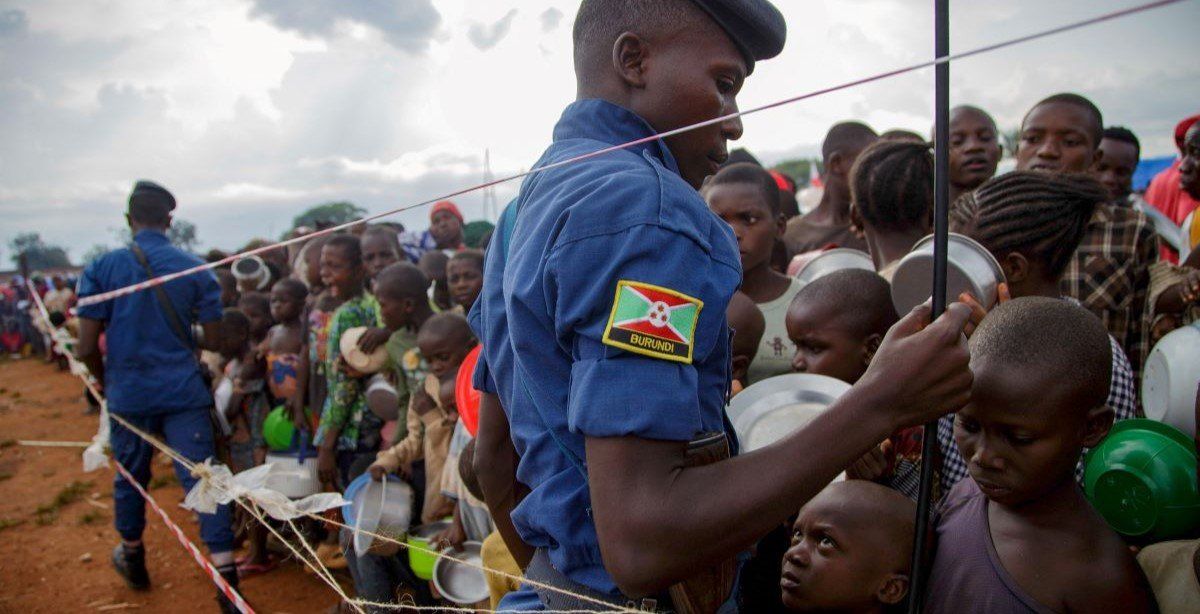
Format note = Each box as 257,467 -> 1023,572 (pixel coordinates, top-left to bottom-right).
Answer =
689,0 -> 786,74
128,180 -> 176,216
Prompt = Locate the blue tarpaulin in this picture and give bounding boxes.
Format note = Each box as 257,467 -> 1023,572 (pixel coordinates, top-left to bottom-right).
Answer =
1134,155 -> 1177,192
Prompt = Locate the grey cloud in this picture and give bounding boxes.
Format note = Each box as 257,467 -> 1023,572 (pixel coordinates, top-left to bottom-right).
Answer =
0,9 -> 26,36
539,7 -> 563,33
467,9 -> 518,51
249,0 -> 441,53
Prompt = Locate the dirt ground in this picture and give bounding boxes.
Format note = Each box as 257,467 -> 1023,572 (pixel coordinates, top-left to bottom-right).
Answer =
0,357 -> 345,613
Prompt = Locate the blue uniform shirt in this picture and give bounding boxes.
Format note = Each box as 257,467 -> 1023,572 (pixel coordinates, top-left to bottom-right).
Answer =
469,99 -> 742,594
77,229 -> 221,414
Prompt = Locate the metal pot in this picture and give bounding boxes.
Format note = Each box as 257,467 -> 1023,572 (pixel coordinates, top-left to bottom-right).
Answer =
432,541 -> 489,605
890,233 -> 1005,316
792,248 -> 875,288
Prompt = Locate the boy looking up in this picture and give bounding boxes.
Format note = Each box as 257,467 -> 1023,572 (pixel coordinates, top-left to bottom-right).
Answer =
1014,93 -> 1159,375
705,162 -> 800,383
783,122 -> 877,255
469,1 -> 974,610
926,297 -> 1157,614
781,481 -> 916,613
945,105 -> 1001,205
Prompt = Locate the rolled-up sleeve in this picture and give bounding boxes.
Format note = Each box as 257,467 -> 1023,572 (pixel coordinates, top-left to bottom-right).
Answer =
548,224 -> 731,442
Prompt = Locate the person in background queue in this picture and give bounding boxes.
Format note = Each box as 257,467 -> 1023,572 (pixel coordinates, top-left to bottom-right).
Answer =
783,122 -> 877,256
74,181 -> 241,613
1096,126 -> 1185,261
945,105 -> 1002,206
468,1 -> 974,611
1005,93 -> 1157,376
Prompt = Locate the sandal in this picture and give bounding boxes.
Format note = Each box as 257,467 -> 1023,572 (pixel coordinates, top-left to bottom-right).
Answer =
237,557 -> 278,578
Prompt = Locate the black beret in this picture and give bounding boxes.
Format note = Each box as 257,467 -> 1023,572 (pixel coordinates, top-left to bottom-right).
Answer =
128,180 -> 176,212
689,0 -> 787,74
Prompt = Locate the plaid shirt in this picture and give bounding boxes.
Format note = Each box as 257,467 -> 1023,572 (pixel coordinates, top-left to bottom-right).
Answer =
1060,203 -> 1159,378
939,333 -> 1137,494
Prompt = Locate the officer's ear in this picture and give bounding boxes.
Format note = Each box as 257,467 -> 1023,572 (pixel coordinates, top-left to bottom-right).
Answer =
612,32 -> 650,89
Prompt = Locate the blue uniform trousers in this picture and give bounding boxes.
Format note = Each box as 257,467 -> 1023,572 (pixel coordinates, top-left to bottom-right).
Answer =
110,407 -> 234,553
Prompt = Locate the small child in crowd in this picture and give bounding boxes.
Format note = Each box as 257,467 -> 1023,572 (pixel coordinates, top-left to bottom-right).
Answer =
370,313 -> 475,524
419,250 -> 452,312
362,225 -> 402,283
925,297 -> 1157,613
784,270 -> 925,497
726,291 -> 765,395
446,249 -> 485,313
266,279 -> 308,430
216,268 -> 240,308
781,481 -> 916,613
373,263 -> 435,443
316,234 -> 382,488
705,162 -> 801,384
238,292 -> 273,347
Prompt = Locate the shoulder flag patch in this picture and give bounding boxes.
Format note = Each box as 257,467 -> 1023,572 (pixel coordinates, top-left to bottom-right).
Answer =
602,280 -> 703,364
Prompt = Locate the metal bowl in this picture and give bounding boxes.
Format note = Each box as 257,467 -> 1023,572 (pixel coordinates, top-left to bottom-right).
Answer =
1142,322 -> 1200,438
432,541 -> 489,605
890,233 -> 1005,316
792,248 -> 876,287
727,373 -> 851,452
343,474 -> 414,557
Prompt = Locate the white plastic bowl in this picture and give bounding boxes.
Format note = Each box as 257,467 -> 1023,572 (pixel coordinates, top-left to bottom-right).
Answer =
1142,323 -> 1200,438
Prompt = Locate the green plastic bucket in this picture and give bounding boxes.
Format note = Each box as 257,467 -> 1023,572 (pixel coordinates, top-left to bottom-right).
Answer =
262,406 -> 295,452
407,520 -> 449,581
1084,419 -> 1200,542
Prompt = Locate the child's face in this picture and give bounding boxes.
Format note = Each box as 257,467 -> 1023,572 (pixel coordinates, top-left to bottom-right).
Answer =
362,234 -> 399,279
418,332 -> 471,380
430,211 -> 463,248
240,303 -> 273,340
320,244 -> 362,298
447,259 -> 483,311
782,490 -> 904,612
218,324 -> 249,359
218,274 -> 239,307
269,286 -> 302,323
785,300 -> 870,385
953,358 -> 1111,507
948,109 -> 1001,191
1094,137 -> 1139,201
376,289 -> 413,331
1016,102 -> 1098,174
707,182 -> 780,274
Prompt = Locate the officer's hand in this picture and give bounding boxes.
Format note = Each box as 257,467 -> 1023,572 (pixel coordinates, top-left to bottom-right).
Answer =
357,327 -> 392,354
856,302 -> 973,431
846,439 -> 894,482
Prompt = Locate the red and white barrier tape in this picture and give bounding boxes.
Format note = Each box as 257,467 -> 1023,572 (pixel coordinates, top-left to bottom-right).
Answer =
71,0 -> 1187,309
112,459 -> 256,614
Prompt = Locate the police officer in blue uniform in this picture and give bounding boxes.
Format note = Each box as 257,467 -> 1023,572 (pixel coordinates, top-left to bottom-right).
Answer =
470,1 -> 975,611
75,181 -> 240,613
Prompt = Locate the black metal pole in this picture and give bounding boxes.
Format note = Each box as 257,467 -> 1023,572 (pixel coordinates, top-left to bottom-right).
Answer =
907,1 -> 950,612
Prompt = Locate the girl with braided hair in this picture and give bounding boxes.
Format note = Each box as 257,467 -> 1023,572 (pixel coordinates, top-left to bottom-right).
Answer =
939,170 -> 1139,496
848,139 -> 935,278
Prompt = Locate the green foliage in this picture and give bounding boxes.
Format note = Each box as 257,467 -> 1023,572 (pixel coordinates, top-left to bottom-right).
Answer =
291,202 -> 367,232
0,518 -> 23,532
7,232 -> 72,269
771,158 -> 821,186
34,480 -> 93,525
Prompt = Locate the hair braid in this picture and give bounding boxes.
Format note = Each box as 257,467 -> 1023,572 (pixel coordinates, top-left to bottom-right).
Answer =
965,171 -> 1106,277
850,140 -> 935,233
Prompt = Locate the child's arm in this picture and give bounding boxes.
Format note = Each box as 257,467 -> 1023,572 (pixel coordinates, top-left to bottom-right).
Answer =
432,505 -> 467,550
370,390 -> 431,475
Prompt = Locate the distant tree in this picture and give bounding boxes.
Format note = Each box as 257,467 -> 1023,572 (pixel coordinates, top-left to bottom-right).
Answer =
82,244 -> 113,265
771,158 -> 820,186
8,232 -> 71,270
112,218 -> 200,254
291,202 -> 366,232
1000,127 -> 1021,159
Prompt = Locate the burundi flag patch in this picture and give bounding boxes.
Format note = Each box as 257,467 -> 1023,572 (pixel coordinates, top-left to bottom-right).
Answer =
602,280 -> 703,364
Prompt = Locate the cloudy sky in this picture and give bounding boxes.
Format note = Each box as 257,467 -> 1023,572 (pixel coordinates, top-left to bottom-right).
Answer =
1,0 -> 1197,264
